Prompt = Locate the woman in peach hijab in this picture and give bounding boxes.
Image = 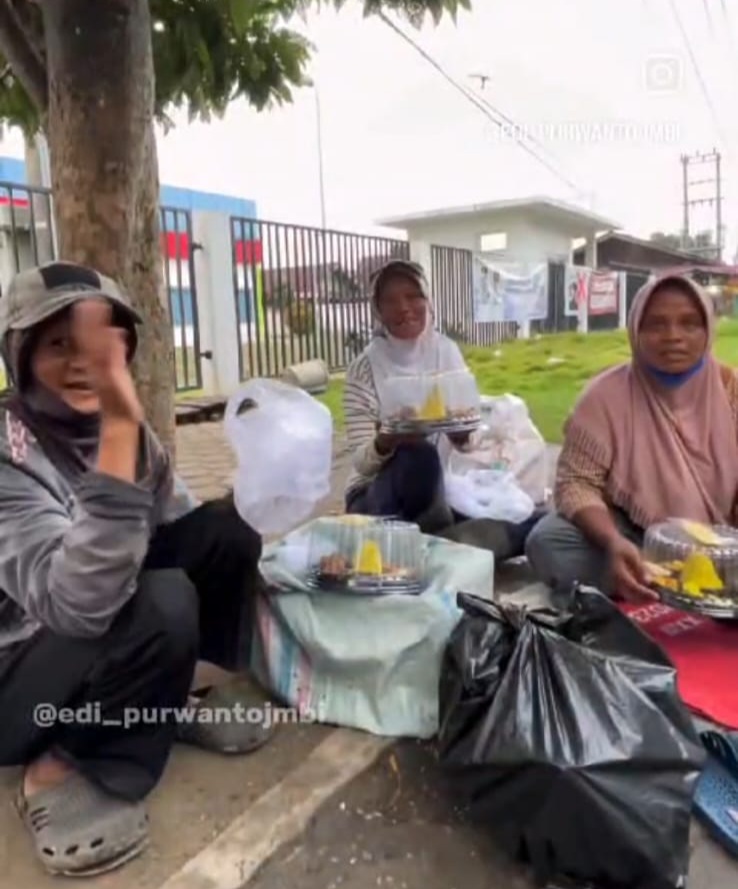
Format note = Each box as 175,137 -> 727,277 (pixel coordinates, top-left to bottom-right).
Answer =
526,274 -> 738,602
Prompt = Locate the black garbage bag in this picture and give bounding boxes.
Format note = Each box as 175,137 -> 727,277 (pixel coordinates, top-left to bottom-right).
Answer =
438,585 -> 706,889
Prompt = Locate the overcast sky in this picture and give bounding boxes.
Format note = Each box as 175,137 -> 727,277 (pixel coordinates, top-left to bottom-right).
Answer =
4,0 -> 736,254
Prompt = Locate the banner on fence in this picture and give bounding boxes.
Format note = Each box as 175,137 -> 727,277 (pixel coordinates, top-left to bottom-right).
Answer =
472,257 -> 548,324
588,270 -> 620,315
564,265 -> 592,317
471,256 -> 505,323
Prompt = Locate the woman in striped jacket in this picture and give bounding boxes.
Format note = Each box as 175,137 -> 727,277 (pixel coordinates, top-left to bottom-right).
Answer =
342,259 -> 543,563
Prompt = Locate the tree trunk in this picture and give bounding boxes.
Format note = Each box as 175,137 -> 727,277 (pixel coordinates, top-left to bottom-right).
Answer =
41,0 -> 176,454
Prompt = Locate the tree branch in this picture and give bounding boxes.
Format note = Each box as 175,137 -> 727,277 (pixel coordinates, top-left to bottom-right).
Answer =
0,0 -> 47,110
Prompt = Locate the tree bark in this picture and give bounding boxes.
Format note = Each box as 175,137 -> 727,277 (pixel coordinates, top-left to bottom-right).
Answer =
41,0 -> 175,454
129,122 -> 176,451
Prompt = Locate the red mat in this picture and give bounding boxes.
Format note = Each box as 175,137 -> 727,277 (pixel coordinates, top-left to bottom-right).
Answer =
619,602 -> 738,729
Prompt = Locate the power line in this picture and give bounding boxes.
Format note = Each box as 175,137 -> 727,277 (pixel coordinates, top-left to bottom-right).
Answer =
377,12 -> 584,194
703,0 -> 715,34
717,0 -> 738,85
378,12 -> 580,191
468,78 -> 573,170
667,0 -> 731,152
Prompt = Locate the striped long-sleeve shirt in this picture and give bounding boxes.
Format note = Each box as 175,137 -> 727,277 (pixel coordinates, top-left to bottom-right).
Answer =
343,352 -> 390,497
343,351 -> 454,497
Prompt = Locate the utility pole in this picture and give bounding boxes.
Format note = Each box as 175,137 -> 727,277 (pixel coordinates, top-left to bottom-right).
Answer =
313,88 -> 327,230
680,149 -> 723,261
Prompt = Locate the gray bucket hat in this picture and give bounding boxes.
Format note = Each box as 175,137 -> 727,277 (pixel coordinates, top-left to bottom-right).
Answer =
0,261 -> 142,338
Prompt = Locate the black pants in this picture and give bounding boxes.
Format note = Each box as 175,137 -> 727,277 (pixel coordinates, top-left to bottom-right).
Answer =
0,497 -> 262,802
346,442 -> 442,521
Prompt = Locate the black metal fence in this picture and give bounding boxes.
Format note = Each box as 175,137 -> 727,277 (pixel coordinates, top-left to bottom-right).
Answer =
0,189 -> 201,393
430,245 -> 519,346
626,270 -> 650,315
229,217 -> 410,379
0,181 -> 648,399
529,262 -> 623,334
0,183 -> 56,387
159,206 -> 202,392
530,262 -> 579,335
0,181 -> 56,279
432,245 -> 633,340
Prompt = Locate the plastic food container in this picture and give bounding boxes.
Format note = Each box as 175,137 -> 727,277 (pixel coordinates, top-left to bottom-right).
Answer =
376,370 -> 481,434
643,518 -> 738,616
306,516 -> 427,595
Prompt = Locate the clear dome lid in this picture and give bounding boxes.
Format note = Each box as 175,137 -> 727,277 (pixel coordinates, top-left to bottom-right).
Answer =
307,516 -> 426,593
376,369 -> 481,426
643,518 -> 738,602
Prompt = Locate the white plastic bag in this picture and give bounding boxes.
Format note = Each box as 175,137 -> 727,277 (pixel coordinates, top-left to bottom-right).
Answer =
224,379 -> 333,535
444,468 -> 535,523
447,394 -> 548,505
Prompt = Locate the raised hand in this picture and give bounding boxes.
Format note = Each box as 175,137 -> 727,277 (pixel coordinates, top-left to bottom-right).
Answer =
71,299 -> 143,424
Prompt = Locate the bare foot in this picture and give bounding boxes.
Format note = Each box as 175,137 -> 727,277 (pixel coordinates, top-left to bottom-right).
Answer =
23,753 -> 75,799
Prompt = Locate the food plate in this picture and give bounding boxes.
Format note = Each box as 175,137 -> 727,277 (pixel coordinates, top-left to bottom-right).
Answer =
381,415 -> 482,436
377,368 -> 482,438
304,517 -> 428,597
305,567 -> 425,597
643,520 -> 738,620
651,583 -> 738,619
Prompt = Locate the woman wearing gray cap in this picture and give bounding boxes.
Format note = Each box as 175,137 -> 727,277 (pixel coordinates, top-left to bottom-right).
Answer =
0,262 -> 272,876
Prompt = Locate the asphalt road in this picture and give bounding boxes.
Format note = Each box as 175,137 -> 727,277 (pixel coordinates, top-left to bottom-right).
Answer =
247,740 -> 738,889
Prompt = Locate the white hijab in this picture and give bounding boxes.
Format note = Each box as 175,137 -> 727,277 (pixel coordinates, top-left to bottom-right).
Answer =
365,261 -> 467,382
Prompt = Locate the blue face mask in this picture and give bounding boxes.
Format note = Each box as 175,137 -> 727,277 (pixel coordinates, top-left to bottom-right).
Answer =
646,356 -> 706,388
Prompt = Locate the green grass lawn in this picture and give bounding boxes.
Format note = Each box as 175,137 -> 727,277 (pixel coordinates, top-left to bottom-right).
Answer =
316,378 -> 345,428
318,318 -> 738,443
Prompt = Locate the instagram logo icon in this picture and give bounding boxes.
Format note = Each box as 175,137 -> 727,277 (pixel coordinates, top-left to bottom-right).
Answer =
643,54 -> 683,93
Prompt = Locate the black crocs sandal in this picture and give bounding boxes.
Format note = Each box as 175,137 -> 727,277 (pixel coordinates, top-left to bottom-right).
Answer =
16,772 -> 149,877
176,680 -> 276,754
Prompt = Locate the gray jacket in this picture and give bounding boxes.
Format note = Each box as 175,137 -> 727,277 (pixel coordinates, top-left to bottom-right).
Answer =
0,407 -> 196,650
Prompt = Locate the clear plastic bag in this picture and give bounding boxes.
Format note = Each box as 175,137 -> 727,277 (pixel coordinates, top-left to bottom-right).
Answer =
444,468 -> 535,523
447,394 -> 548,505
224,379 -> 333,535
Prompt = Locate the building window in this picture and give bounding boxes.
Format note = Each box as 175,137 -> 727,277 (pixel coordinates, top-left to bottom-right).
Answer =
168,286 -> 196,327
479,231 -> 507,253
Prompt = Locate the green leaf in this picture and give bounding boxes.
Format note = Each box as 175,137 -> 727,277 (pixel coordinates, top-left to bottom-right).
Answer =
227,0 -> 260,35
0,0 -> 472,133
